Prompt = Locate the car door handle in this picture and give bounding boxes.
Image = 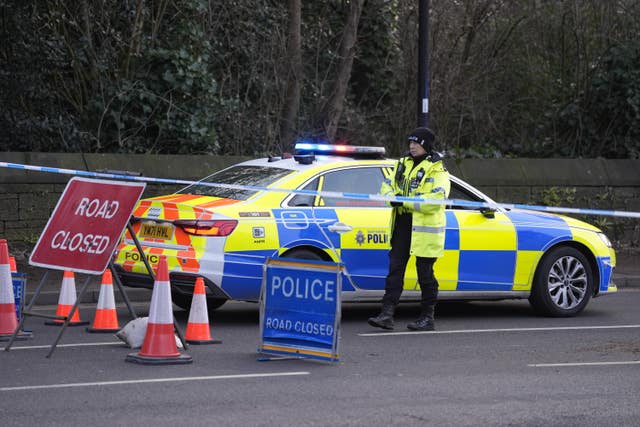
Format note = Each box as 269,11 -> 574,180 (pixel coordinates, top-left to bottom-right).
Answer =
327,222 -> 353,234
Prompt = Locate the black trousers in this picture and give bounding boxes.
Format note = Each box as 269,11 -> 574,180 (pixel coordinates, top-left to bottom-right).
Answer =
382,212 -> 439,308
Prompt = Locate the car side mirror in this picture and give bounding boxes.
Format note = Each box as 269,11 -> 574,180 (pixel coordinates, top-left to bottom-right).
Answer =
480,207 -> 495,219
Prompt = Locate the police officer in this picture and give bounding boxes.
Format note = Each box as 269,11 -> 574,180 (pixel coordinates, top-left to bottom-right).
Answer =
368,127 -> 450,331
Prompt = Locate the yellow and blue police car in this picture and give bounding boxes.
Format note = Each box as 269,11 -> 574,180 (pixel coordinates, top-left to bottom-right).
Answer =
113,143 -> 616,317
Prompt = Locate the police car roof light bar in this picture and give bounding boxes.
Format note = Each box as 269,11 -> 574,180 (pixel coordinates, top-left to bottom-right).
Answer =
294,142 -> 386,157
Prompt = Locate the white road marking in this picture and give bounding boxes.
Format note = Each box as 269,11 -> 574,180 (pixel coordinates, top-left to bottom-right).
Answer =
0,372 -> 310,391
358,324 -> 640,337
528,361 -> 640,368
7,342 -> 124,350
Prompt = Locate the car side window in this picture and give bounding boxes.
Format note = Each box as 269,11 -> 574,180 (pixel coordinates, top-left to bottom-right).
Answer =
316,167 -> 386,208
448,182 -> 482,210
289,179 -> 319,207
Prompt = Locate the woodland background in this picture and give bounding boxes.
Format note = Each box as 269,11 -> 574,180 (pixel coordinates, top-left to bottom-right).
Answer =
2,0 -> 640,159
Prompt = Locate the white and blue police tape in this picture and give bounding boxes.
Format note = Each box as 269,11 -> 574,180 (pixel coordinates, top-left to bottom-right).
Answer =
1,161 -> 639,219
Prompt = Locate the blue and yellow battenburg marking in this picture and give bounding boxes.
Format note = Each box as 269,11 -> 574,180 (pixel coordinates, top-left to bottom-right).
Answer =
438,210 -> 615,293
438,210 -> 559,292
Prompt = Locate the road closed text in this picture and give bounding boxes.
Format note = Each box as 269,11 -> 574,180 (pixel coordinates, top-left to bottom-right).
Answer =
50,231 -> 111,254
75,197 -> 120,219
49,197 -> 121,254
264,317 -> 335,337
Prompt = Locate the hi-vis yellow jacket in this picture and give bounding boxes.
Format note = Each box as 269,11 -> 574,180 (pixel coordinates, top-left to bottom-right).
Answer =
380,154 -> 451,258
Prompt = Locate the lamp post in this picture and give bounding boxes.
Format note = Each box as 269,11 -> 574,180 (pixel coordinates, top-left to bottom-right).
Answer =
417,0 -> 430,127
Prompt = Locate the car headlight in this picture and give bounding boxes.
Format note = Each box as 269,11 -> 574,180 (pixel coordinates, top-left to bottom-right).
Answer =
597,232 -> 612,248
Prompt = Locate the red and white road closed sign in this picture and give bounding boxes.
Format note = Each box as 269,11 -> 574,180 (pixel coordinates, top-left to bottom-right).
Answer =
30,177 -> 146,274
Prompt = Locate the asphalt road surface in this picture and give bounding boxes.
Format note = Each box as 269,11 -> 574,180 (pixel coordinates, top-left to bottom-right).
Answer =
1,290 -> 639,427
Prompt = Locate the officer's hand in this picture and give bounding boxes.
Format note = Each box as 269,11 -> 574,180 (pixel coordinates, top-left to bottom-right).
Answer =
390,194 -> 403,207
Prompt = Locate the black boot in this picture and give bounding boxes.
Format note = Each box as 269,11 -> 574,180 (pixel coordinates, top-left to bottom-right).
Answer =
368,303 -> 395,330
407,305 -> 435,331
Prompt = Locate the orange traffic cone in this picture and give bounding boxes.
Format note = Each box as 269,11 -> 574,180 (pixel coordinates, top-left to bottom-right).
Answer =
185,277 -> 221,345
87,270 -> 120,333
0,239 -> 31,341
126,256 -> 192,365
9,256 -> 17,273
45,270 -> 89,326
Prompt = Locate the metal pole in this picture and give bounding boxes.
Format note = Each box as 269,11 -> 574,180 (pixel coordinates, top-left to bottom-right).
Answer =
417,0 -> 430,127
46,275 -> 92,358
109,262 -> 137,319
128,222 -> 156,283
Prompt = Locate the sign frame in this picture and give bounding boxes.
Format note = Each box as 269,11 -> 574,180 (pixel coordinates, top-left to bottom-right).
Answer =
258,257 -> 342,362
29,177 -> 146,274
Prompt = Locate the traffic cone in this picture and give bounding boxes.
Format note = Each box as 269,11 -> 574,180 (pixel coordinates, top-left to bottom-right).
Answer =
126,256 -> 192,365
86,270 -> 120,333
185,277 -> 221,345
9,256 -> 17,273
0,239 -> 31,341
45,270 -> 89,326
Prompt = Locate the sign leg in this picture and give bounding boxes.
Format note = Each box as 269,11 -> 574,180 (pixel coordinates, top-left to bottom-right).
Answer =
46,276 -> 91,358
109,262 -> 137,319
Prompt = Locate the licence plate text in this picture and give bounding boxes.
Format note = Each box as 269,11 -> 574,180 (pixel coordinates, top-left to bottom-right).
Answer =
140,223 -> 174,240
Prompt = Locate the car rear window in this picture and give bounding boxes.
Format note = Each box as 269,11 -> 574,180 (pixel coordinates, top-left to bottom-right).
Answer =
178,165 -> 293,200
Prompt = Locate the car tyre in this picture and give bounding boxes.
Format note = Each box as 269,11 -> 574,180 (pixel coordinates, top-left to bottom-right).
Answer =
281,248 -> 326,261
529,246 -> 594,317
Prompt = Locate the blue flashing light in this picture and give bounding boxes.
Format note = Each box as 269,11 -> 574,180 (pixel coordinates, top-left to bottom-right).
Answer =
294,141 -> 385,157
295,142 -> 334,152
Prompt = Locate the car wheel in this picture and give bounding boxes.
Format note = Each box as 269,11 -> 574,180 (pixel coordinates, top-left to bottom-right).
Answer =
281,248 -> 325,261
171,291 -> 192,311
529,246 -> 594,317
171,291 -> 226,312
206,297 -> 227,311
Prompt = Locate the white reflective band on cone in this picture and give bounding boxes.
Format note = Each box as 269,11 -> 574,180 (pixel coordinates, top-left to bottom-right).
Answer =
96,282 -> 116,310
0,264 -> 12,304
147,279 -> 173,325
58,274 -> 78,305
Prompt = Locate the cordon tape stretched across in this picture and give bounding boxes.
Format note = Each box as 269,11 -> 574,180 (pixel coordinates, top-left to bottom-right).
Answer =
1,161 -> 639,219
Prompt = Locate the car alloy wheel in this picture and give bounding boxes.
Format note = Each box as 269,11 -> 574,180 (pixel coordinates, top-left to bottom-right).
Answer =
529,246 -> 593,317
547,255 -> 588,310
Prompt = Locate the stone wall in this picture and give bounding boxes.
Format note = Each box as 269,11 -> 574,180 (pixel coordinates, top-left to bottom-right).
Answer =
1,152 -> 639,249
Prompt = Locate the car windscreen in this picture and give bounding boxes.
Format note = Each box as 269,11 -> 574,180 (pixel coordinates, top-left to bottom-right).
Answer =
178,165 -> 293,200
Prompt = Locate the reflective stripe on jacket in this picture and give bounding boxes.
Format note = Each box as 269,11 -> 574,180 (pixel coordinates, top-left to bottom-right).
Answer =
380,154 -> 451,258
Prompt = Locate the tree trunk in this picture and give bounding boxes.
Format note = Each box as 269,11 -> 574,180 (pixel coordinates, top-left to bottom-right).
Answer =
323,0 -> 365,142
280,0 -> 302,152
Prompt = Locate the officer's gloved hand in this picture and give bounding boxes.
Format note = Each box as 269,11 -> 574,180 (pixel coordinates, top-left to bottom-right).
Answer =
390,194 -> 403,207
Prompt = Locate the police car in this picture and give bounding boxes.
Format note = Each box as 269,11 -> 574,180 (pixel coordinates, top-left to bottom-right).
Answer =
113,143 -> 616,317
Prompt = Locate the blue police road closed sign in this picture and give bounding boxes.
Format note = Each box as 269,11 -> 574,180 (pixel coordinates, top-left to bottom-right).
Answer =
259,258 -> 342,362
